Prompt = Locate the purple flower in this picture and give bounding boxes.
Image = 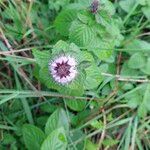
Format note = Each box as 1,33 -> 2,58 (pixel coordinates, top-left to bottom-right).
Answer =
90,0 -> 99,14
49,55 -> 77,84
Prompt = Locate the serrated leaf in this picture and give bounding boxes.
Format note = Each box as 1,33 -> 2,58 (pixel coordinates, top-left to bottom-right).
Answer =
52,40 -> 70,55
63,73 -> 86,111
32,49 -> 51,67
41,128 -> 67,150
54,9 -> 77,36
45,108 -> 69,135
69,20 -> 96,47
84,65 -> 103,90
22,124 -> 46,150
128,52 -> 146,69
39,67 -> 58,90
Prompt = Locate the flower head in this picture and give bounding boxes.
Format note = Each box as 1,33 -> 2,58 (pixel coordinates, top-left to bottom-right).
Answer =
49,55 -> 77,84
90,0 -> 99,14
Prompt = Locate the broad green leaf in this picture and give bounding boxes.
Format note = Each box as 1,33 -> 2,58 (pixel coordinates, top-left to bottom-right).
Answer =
39,67 -> 58,90
54,9 -> 77,36
32,49 -> 51,67
125,39 -> 150,53
119,0 -> 136,13
65,99 -> 86,112
84,65 -> 104,90
64,74 -> 86,111
127,92 -> 141,108
22,124 -> 46,150
142,6 -> 150,20
52,40 -> 74,56
121,62 -> 140,76
128,53 -> 146,69
41,128 -> 67,150
69,20 -> 96,47
92,48 -> 112,61
45,108 -> 69,135
141,58 -> 150,75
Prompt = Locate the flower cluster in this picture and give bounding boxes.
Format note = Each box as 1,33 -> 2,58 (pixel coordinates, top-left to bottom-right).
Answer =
49,55 -> 77,84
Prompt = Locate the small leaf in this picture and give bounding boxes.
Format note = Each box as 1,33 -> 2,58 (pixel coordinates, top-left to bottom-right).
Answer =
45,108 -> 69,135
128,53 -> 146,69
54,9 -> 77,36
22,124 -> 46,150
41,128 -> 67,150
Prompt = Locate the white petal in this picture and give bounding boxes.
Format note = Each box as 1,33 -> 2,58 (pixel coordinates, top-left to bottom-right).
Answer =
66,76 -> 72,82
51,69 -> 56,75
69,72 -> 76,79
55,57 -> 63,64
51,62 -> 57,67
60,77 -> 68,84
62,56 -> 68,63
53,75 -> 61,82
67,57 -> 76,66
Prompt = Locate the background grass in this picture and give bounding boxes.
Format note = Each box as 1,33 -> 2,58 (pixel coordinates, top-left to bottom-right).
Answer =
0,0 -> 150,149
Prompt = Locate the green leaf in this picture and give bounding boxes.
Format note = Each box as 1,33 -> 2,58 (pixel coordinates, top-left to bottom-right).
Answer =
121,62 -> 140,76
32,49 -> 51,68
119,0 -> 136,13
41,128 -> 67,150
92,48 -> 113,61
69,20 -> 96,47
64,74 -> 86,111
65,99 -> 86,112
45,108 -> 69,135
138,103 -> 147,118
84,65 -> 103,90
39,67 -> 58,90
125,39 -> 150,53
141,58 -> 150,75
128,53 -> 146,69
127,92 -> 141,108
143,84 -> 150,111
22,124 -> 46,150
54,9 -> 77,36
142,6 -> 150,20
102,138 -> 119,147
85,139 -> 98,150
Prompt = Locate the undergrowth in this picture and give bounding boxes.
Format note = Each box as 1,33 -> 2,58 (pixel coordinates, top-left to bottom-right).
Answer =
0,0 -> 150,149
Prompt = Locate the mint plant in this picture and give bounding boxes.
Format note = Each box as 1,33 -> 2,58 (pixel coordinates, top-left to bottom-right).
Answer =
0,0 -> 150,149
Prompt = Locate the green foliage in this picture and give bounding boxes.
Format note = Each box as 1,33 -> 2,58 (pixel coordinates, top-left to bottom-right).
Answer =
45,108 -> 69,135
1,0 -> 150,149
22,124 -> 46,150
41,128 -> 67,150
